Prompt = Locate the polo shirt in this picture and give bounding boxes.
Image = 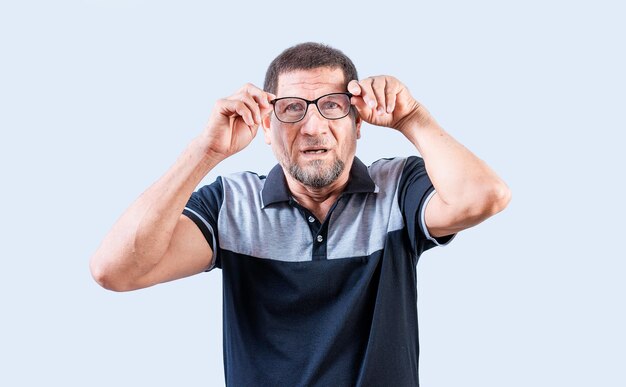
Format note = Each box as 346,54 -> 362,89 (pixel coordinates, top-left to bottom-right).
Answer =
183,156 -> 454,387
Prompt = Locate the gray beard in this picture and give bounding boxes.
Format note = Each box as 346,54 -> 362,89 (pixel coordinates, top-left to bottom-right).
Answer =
288,158 -> 345,189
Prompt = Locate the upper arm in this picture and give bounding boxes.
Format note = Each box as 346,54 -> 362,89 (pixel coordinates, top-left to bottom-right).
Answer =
133,214 -> 214,289
423,191 -> 482,238
132,178 -> 224,290
424,184 -> 511,238
398,156 -> 455,255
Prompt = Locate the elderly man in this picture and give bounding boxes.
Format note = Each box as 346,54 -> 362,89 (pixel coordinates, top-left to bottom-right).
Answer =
90,42 -> 511,386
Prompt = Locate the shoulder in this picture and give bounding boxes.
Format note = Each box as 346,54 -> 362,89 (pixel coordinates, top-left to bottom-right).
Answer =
367,157 -> 413,186
191,171 -> 266,202
216,171 -> 268,212
220,171 -> 266,192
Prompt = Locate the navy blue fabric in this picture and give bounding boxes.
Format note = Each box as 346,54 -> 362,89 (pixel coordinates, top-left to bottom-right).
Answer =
261,157 -> 377,207
398,156 -> 454,258
183,157 -> 453,386
182,176 -> 223,268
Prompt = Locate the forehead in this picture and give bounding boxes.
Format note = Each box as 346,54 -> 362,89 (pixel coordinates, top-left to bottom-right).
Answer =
276,67 -> 346,98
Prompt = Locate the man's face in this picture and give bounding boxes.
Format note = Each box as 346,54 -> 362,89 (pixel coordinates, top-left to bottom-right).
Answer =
262,67 -> 361,189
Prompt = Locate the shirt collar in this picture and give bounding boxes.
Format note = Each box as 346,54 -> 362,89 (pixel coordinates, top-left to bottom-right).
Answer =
261,156 -> 378,208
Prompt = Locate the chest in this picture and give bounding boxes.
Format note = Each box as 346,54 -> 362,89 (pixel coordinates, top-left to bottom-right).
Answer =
218,192 -> 404,262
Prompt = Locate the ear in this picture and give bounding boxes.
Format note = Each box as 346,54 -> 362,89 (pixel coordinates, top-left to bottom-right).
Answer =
354,113 -> 362,140
262,112 -> 272,145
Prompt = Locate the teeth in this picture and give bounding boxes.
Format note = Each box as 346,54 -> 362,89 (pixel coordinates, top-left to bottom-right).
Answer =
305,149 -> 326,154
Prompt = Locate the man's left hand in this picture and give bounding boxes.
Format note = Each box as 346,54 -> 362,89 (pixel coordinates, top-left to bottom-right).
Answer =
347,76 -> 431,133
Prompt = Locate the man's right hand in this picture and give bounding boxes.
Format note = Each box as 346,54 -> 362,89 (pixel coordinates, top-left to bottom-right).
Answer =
201,83 -> 275,159
90,83 -> 276,291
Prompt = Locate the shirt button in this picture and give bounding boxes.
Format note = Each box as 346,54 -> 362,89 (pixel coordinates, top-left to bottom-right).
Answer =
316,235 -> 324,243
308,216 -> 315,223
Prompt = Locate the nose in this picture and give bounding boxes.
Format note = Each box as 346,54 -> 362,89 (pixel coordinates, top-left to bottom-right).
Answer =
299,105 -> 328,136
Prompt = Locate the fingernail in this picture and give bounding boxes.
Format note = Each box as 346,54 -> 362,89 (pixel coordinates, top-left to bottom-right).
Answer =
387,105 -> 393,113
377,107 -> 384,114
368,100 -> 376,108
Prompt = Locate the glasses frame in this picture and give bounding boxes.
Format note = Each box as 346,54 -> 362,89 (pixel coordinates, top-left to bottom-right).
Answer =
269,92 -> 354,123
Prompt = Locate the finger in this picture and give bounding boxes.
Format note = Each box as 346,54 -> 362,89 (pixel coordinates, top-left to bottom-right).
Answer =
243,83 -> 274,111
350,94 -> 369,114
250,92 -> 275,117
358,78 -> 377,110
370,77 -> 387,115
347,80 -> 361,95
385,81 -> 398,114
247,122 -> 259,138
236,94 -> 263,125
234,100 -> 257,128
219,99 -> 256,127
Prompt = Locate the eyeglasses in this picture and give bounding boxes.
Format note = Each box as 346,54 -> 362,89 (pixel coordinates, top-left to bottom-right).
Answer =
270,92 -> 353,123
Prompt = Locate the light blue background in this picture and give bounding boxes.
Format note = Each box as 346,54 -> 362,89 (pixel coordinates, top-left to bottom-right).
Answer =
1,0 -> 624,386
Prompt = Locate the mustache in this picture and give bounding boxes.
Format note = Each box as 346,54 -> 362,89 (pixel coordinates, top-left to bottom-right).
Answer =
298,137 -> 330,148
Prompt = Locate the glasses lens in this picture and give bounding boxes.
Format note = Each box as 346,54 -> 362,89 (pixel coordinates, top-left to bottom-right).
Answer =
274,98 -> 307,122
318,93 -> 351,119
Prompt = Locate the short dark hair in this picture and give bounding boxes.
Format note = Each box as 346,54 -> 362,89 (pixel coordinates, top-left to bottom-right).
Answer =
263,42 -> 359,95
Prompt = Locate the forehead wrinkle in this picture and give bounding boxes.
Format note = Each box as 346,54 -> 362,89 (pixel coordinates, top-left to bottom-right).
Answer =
286,82 -> 332,92
277,68 -> 345,97
282,77 -> 337,88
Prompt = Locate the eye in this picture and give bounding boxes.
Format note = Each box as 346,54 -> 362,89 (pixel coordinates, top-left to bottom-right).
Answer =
284,102 -> 305,113
321,101 -> 341,110
320,94 -> 350,112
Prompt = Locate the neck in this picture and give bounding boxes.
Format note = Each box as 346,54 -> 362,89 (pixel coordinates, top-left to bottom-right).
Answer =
284,160 -> 353,220
288,176 -> 347,204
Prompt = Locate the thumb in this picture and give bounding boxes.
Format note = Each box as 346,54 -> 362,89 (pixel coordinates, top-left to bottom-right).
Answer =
261,92 -> 276,116
347,80 -> 361,95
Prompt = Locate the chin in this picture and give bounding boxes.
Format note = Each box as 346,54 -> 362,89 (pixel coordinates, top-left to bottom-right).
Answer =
289,158 -> 345,189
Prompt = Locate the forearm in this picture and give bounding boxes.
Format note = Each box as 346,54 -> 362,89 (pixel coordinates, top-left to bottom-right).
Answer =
90,137 -> 222,288
402,115 -> 511,214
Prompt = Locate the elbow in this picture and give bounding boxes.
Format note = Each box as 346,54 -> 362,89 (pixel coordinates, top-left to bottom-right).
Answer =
458,180 -> 511,222
89,256 -> 137,292
480,180 -> 512,216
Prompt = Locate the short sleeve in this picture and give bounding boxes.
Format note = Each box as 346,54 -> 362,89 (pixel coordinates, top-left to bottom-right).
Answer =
398,156 -> 455,256
182,177 -> 224,270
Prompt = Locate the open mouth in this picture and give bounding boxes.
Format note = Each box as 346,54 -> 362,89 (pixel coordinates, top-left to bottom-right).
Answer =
302,149 -> 328,154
